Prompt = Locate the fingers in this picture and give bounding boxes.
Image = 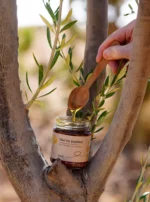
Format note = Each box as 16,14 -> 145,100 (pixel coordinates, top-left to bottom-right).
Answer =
96,27 -> 126,62
96,20 -> 136,63
103,43 -> 132,60
108,59 -> 129,74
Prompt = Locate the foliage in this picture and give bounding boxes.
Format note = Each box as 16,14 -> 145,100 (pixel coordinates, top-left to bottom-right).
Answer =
127,147 -> 150,202
25,0 -> 77,110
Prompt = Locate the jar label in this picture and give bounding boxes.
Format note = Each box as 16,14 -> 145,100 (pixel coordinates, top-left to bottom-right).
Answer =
51,132 -> 91,163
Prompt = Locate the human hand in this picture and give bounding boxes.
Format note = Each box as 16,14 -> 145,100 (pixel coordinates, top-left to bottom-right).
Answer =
96,20 -> 136,74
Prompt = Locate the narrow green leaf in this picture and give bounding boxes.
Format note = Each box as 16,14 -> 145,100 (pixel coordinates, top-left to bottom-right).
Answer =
95,127 -> 104,133
45,3 -> 56,25
73,80 -> 80,87
58,35 -> 77,50
111,75 -> 117,86
99,100 -> 105,108
128,4 -> 133,11
33,53 -> 40,68
106,92 -> 115,98
124,13 -> 130,16
38,65 -> 44,86
55,7 -> 59,21
76,60 -> 83,72
98,111 -> 108,121
41,76 -> 55,90
60,20 -> 77,33
60,34 -> 66,47
40,14 -> 54,32
50,50 -> 60,69
47,27 -> 52,48
116,66 -> 127,81
104,76 -> 109,86
26,72 -> 32,93
61,9 -> 72,25
33,54 -> 44,86
38,88 -> 57,98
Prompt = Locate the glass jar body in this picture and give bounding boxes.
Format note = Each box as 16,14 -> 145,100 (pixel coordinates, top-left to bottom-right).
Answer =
50,116 -> 91,169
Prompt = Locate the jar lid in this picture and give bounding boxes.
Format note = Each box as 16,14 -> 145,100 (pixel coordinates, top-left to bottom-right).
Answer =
56,116 -> 90,130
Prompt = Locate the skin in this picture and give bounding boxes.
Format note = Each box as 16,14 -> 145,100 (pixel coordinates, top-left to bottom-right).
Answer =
96,20 -> 136,74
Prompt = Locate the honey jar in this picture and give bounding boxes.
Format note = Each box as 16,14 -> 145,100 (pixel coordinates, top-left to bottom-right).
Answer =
50,116 -> 91,168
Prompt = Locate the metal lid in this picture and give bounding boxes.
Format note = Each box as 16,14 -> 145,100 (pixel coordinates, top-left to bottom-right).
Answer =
56,116 -> 90,130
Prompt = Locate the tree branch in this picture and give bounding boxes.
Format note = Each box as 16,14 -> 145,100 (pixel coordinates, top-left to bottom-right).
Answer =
0,1 -> 59,201
86,1 -> 150,201
44,160 -> 86,202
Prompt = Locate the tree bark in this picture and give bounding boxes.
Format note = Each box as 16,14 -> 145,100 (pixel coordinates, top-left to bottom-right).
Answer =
85,1 -> 150,201
0,0 -> 150,202
0,1 -> 57,201
83,0 -> 108,113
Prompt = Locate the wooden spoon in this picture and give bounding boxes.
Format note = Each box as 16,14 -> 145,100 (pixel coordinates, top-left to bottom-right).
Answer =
68,41 -> 119,110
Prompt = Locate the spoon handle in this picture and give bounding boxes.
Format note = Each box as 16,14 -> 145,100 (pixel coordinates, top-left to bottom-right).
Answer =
84,41 -> 120,89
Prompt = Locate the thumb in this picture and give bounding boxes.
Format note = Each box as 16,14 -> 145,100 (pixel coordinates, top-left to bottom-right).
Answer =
103,43 -> 132,60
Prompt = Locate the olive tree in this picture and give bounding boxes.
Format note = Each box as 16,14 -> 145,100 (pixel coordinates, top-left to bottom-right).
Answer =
0,0 -> 150,202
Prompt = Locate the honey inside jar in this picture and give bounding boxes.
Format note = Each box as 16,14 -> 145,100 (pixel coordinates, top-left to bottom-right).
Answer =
50,116 -> 91,169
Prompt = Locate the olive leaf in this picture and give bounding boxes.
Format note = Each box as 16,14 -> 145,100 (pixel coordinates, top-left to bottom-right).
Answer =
47,27 -> 52,48
40,76 -> 55,90
61,9 -> 72,25
26,72 -> 32,93
40,14 -> 54,33
38,88 -> 57,98
60,20 -> 77,32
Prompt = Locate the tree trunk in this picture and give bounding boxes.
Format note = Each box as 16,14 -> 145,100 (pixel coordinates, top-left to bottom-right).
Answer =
0,0 -> 150,202
83,0 -> 108,113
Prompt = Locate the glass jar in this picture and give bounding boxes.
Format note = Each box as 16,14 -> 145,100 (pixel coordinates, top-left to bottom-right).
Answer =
50,116 -> 91,169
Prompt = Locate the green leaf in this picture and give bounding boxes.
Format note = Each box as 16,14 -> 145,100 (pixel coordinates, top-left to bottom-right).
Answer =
38,88 -> 57,98
61,9 -> 72,25
45,3 -> 56,25
76,60 -> 83,72
40,14 -> 54,32
106,92 -> 115,98
73,80 -> 80,87
33,54 -> 44,86
139,191 -> 149,200
60,20 -> 77,33
99,100 -> 105,108
41,76 -> 55,90
60,34 -> 66,47
55,7 -> 59,21
104,76 -> 109,86
33,53 -> 40,67
47,27 -> 52,48
58,35 -> 77,50
38,65 -> 44,86
50,50 -> 60,69
117,66 -> 127,81
128,4 -> 133,11
111,75 -> 117,86
95,127 -> 104,133
26,72 -> 32,93
98,111 -> 108,121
